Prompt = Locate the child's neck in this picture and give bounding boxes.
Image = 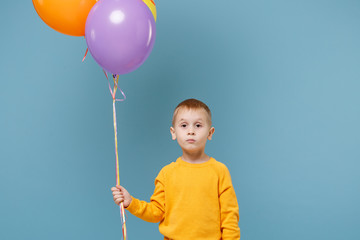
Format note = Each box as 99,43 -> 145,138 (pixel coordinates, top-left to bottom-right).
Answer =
181,151 -> 210,164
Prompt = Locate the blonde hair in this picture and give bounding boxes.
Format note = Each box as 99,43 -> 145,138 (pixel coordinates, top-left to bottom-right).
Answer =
172,98 -> 212,126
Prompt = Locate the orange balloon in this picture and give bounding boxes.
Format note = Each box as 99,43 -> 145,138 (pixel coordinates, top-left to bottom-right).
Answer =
33,0 -> 97,37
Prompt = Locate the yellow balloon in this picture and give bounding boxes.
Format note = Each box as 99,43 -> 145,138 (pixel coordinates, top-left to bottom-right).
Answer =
142,0 -> 157,22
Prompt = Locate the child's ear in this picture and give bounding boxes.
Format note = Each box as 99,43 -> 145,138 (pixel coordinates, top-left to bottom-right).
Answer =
207,127 -> 215,140
170,127 -> 176,140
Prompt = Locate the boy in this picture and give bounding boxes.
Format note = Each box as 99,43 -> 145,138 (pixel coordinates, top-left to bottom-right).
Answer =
111,98 -> 240,239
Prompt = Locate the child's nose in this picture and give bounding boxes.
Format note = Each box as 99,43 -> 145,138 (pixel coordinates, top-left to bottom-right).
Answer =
188,127 -> 195,135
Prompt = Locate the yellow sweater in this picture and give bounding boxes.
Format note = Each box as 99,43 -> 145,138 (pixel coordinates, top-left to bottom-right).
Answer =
126,157 -> 240,240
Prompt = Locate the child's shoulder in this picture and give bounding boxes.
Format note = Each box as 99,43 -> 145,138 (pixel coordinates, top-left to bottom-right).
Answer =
159,160 -> 177,173
211,158 -> 231,173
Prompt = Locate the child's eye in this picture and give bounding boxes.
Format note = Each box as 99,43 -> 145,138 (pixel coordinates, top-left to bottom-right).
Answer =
181,124 -> 187,128
196,124 -> 202,128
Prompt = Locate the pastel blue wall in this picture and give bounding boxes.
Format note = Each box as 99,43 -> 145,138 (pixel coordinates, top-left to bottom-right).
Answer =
1,0 -> 359,239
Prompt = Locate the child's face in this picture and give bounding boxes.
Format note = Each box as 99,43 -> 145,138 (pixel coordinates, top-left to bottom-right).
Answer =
170,108 -> 214,154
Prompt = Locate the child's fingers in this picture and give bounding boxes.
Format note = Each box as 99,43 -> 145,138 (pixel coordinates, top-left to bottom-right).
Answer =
112,186 -> 126,205
116,185 -> 125,191
114,196 -> 124,205
112,191 -> 121,196
113,192 -> 123,200
113,194 -> 123,201
112,191 -> 120,196
113,195 -> 122,202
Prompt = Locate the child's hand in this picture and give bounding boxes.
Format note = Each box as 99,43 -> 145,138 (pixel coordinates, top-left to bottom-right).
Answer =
111,185 -> 132,208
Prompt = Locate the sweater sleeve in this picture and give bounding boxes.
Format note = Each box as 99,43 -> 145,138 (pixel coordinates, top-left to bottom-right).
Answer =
125,169 -> 165,223
219,165 -> 240,239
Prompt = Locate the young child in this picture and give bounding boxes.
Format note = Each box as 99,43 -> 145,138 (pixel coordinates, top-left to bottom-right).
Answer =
111,98 -> 240,239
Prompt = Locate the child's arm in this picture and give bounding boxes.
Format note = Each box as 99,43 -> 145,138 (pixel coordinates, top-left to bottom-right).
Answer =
219,166 -> 241,240
111,170 -> 165,223
125,174 -> 165,223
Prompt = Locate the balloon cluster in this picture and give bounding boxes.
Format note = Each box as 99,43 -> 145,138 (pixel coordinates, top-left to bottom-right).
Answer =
33,0 -> 157,75
33,1 -> 157,239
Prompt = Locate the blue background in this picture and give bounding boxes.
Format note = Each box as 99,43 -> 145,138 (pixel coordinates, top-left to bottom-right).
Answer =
1,0 -> 360,239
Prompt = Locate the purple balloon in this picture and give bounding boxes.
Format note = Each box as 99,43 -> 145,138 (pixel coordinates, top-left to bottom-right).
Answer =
85,0 -> 156,75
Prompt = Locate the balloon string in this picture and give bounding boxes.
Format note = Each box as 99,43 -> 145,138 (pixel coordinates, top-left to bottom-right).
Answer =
82,48 -> 88,62
82,37 -> 88,62
120,202 -> 127,240
105,72 -> 126,101
109,73 -> 127,240
103,69 -> 108,79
